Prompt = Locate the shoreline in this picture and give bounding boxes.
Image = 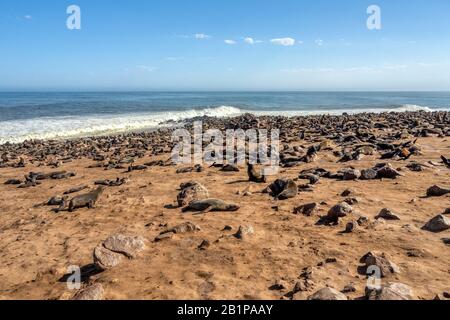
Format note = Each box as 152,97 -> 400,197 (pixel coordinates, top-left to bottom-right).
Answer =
0,109 -> 448,147
0,110 -> 449,300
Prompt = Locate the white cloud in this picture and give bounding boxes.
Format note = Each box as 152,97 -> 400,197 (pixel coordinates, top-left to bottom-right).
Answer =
137,65 -> 156,72
418,62 -> 438,67
195,33 -> 211,40
24,15 -> 32,20
315,39 -> 324,46
244,37 -> 263,44
244,37 -> 255,45
281,67 -> 335,73
270,38 -> 296,46
165,57 -> 182,61
224,40 -> 237,45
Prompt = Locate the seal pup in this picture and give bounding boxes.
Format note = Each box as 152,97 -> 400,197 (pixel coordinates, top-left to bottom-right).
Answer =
247,164 -> 267,183
277,180 -> 298,200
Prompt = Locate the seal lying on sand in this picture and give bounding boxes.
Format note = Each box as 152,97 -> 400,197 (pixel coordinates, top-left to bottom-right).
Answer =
247,164 -> 267,183
95,177 -> 128,187
182,199 -> 240,213
266,178 -> 298,200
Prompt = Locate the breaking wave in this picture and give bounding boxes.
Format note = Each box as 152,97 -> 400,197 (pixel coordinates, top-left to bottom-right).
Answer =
0,104 -> 445,144
0,106 -> 242,144
247,104 -> 438,117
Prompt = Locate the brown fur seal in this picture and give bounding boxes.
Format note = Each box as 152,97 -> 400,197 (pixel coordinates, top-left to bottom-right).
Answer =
267,178 -> 298,200
182,199 -> 240,213
247,164 -> 267,183
67,187 -> 105,212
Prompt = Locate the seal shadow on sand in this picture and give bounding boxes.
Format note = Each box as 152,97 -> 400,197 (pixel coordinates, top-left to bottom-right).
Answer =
58,264 -> 103,284
164,204 -> 179,209
226,179 -> 250,185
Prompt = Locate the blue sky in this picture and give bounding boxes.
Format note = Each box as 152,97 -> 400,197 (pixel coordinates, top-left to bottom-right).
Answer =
1,0 -> 450,91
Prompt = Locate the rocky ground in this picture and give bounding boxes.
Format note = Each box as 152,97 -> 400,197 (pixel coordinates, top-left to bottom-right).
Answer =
0,111 -> 449,300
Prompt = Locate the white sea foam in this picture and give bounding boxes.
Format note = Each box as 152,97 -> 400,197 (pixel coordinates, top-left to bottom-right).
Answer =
246,104 -> 437,117
0,104 -> 444,144
0,106 -> 242,144
389,104 -> 435,113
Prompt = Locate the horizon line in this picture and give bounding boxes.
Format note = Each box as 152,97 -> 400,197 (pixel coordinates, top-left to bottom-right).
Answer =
1,89 -> 450,93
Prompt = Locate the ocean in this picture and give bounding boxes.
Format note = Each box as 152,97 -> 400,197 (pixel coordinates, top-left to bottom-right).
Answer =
0,91 -> 449,144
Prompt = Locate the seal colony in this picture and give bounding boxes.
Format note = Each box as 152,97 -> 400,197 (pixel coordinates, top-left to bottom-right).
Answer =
0,110 -> 449,300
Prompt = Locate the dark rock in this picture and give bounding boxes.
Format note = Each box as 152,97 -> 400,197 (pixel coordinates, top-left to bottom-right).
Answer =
269,280 -> 287,291
342,283 -> 357,293
299,173 -> 320,185
357,216 -> 370,226
327,202 -> 353,221
198,240 -> 211,250
422,215 -> 450,232
341,168 -> 361,181
362,251 -> 400,277
426,185 -> 450,197
345,221 -> 358,233
360,169 -> 378,180
376,208 -> 401,221
294,203 -> 320,216
406,162 -> 424,172
376,166 -> 402,179
343,197 -> 359,205
341,189 -> 354,197
234,225 -> 254,240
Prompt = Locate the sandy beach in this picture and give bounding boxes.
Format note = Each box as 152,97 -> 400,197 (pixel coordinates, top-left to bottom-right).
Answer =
0,111 -> 449,300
